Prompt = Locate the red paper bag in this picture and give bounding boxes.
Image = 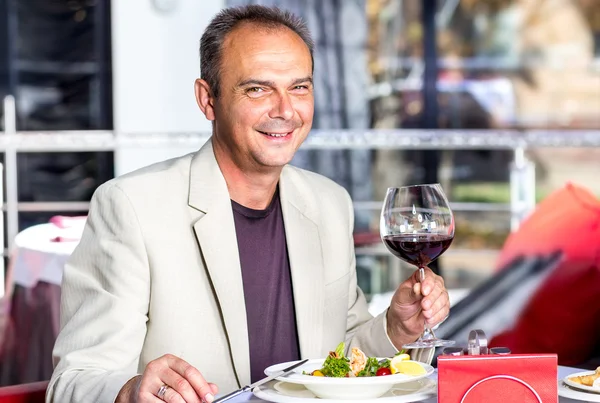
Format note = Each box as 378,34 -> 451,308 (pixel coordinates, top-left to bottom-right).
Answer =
438,354 -> 557,403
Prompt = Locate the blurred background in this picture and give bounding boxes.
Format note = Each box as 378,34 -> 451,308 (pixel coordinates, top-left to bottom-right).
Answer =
0,0 -> 599,388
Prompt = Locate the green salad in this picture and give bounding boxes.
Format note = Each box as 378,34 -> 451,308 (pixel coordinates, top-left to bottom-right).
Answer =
304,342 -> 409,378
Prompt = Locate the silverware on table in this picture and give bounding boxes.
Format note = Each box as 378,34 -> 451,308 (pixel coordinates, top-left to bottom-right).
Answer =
212,358 -> 309,403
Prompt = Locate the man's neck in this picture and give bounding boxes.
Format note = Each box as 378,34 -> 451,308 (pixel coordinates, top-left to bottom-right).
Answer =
212,140 -> 281,210
227,173 -> 280,210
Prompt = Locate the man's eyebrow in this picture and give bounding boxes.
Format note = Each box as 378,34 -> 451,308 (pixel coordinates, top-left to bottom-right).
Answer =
237,76 -> 313,88
291,76 -> 313,86
238,79 -> 276,88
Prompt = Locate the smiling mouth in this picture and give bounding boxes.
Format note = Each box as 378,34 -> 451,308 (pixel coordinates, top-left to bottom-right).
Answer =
258,130 -> 292,138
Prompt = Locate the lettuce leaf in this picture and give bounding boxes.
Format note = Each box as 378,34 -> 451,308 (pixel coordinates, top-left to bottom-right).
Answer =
334,341 -> 345,358
321,354 -> 350,377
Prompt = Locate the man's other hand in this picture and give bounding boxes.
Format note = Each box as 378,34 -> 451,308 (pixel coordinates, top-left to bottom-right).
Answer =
116,354 -> 219,403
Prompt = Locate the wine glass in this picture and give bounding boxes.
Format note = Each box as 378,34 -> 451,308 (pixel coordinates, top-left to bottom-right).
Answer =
380,184 -> 455,349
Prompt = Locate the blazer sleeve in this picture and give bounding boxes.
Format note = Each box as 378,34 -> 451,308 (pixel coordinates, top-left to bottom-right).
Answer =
340,190 -> 399,357
46,182 -> 150,403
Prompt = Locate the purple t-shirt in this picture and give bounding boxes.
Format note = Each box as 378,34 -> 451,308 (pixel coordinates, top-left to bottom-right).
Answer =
231,189 -> 300,382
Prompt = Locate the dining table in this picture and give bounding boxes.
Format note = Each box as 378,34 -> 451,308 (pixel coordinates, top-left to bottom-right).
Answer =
219,365 -> 595,403
3,222 -> 597,403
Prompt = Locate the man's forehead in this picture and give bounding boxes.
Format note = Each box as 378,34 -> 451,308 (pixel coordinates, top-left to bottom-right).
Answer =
225,21 -> 289,41
222,22 -> 309,56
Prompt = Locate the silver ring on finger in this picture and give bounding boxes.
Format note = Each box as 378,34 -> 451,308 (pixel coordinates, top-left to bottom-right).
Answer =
157,384 -> 169,400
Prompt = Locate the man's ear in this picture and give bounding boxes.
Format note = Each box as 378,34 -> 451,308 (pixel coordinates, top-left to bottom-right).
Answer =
195,79 -> 216,121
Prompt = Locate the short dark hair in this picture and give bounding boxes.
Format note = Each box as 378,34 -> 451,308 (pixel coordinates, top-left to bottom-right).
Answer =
200,5 -> 314,98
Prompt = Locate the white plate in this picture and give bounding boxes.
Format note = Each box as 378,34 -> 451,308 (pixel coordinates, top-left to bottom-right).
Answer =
559,381 -> 600,402
254,378 -> 437,403
563,371 -> 600,394
264,359 -> 434,400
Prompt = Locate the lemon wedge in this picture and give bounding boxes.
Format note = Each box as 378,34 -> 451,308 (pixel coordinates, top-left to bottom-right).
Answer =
389,354 -> 410,374
388,354 -> 411,374
390,359 -> 426,375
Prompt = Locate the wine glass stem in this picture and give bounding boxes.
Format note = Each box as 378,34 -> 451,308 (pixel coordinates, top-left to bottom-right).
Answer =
419,266 -> 433,337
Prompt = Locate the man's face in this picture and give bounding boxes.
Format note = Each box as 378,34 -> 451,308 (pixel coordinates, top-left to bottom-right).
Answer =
204,23 -> 314,172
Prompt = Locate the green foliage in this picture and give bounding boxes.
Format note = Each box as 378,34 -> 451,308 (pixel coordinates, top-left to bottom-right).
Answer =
321,354 -> 351,378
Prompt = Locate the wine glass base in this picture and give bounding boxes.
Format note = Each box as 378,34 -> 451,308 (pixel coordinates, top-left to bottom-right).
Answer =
402,338 -> 456,349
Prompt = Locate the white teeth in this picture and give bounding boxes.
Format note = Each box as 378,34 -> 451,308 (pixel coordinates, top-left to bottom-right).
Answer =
264,132 -> 288,137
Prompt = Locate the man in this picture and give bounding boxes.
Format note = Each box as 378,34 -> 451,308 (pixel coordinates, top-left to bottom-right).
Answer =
47,5 -> 450,403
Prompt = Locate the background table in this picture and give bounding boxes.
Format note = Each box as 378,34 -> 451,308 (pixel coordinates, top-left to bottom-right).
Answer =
11,222 -> 83,289
0,222 -> 82,386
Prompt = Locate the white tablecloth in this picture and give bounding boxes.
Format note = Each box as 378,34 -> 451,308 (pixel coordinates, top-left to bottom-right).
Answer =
11,223 -> 83,288
220,366 -> 590,402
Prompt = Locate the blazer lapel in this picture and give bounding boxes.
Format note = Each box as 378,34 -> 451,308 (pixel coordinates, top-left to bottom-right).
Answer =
280,167 -> 325,359
188,140 -> 251,387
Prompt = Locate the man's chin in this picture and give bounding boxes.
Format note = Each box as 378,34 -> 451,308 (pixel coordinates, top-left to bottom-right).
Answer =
255,155 -> 294,170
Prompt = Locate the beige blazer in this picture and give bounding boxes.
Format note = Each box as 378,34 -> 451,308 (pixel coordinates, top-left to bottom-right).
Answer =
47,140 -> 396,403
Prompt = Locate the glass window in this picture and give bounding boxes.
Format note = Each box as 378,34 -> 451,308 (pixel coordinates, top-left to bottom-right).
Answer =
1,1 -> 114,237
438,0 -> 600,129
15,0 -> 111,130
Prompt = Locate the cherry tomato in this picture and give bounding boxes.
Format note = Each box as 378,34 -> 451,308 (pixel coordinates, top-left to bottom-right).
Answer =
376,367 -> 392,376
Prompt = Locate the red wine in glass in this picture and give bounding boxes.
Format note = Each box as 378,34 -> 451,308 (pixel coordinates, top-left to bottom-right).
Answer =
382,234 -> 454,267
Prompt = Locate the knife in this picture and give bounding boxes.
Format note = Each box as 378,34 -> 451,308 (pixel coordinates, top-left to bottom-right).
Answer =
212,358 -> 309,403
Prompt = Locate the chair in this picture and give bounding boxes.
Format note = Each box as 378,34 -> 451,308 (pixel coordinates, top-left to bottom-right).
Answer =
0,381 -> 48,403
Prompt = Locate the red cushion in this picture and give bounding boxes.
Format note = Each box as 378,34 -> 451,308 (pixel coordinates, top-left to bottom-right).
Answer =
490,183 -> 600,365
496,182 -> 600,269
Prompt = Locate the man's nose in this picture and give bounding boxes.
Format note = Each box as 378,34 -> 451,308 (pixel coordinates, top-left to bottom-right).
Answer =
268,92 -> 294,120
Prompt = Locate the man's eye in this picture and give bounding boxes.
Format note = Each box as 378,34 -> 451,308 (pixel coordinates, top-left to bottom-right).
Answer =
292,85 -> 311,93
247,87 -> 264,93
